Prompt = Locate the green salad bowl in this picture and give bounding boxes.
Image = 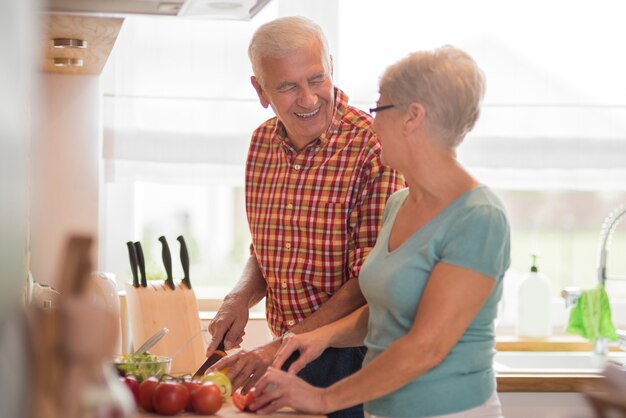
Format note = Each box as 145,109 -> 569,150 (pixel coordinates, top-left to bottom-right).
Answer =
113,353 -> 171,381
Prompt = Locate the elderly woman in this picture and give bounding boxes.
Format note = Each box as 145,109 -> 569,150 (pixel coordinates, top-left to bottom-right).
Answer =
250,46 -> 510,418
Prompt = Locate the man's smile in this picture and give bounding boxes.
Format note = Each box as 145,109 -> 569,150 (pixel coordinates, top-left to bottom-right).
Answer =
294,107 -> 321,119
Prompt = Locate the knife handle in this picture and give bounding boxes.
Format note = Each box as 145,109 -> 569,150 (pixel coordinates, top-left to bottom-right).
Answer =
126,241 -> 140,288
134,241 -> 147,287
159,236 -> 175,290
177,235 -> 191,289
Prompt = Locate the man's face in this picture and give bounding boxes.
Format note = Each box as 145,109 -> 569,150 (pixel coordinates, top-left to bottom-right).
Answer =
251,40 -> 334,149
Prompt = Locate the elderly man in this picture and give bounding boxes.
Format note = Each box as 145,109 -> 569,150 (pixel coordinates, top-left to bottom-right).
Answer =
207,16 -> 404,418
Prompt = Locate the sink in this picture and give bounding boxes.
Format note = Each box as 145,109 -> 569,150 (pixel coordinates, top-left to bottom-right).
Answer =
494,351 -> 626,374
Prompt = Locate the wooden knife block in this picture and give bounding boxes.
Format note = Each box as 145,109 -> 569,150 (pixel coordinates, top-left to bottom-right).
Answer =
124,281 -> 206,374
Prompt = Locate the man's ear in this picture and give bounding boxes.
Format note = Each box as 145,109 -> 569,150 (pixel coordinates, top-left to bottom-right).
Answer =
404,102 -> 426,134
251,76 -> 270,108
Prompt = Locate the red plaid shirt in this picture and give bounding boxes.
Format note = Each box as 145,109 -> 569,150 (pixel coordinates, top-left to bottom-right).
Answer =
246,88 -> 405,336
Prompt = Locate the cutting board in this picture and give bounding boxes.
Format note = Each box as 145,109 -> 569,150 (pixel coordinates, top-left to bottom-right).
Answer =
125,280 -> 206,374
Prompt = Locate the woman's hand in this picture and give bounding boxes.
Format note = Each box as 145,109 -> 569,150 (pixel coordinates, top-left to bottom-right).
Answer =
250,367 -> 330,414
272,330 -> 329,374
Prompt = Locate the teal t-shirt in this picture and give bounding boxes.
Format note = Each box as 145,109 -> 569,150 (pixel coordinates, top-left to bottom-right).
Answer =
360,186 -> 510,417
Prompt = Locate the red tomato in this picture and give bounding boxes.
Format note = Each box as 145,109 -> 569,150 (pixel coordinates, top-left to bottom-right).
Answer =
192,382 -> 223,415
182,380 -> 202,412
232,391 -> 255,412
152,381 -> 189,416
120,376 -> 140,405
231,392 -> 247,411
138,377 -> 159,412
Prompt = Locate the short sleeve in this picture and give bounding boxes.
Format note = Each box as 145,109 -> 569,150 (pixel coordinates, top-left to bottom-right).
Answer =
440,205 -> 510,281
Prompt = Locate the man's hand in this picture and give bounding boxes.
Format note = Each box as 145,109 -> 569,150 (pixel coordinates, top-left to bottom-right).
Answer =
207,296 -> 249,355
209,340 -> 281,394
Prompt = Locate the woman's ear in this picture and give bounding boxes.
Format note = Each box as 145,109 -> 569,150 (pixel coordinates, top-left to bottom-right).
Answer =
404,102 -> 426,134
251,76 -> 270,109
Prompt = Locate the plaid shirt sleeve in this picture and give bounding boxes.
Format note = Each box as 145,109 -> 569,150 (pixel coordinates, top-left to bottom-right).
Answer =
346,136 -> 406,280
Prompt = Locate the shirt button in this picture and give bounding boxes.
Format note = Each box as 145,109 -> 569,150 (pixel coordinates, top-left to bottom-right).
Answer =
285,242 -> 291,250
287,320 -> 295,326
286,203 -> 294,210
281,280 -> 287,289
293,164 -> 301,171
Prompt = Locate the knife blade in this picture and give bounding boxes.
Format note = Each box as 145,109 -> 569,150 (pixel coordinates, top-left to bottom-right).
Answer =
126,241 -> 140,288
193,339 -> 226,378
176,235 -> 192,289
134,241 -> 147,288
158,236 -> 175,290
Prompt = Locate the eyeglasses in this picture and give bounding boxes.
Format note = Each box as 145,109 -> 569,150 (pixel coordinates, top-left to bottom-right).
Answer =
368,104 -> 395,114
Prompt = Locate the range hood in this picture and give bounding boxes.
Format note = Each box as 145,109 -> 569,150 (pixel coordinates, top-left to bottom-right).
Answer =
47,0 -> 272,20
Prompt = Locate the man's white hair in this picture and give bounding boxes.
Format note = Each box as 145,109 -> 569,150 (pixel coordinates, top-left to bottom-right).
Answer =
248,16 -> 331,85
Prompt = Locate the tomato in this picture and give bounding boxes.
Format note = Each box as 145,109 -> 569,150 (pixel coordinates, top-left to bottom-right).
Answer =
138,377 -> 159,412
182,380 -> 202,412
192,382 -> 223,415
120,376 -> 140,405
231,392 -> 247,411
152,381 -> 189,416
201,371 -> 232,399
231,391 -> 255,412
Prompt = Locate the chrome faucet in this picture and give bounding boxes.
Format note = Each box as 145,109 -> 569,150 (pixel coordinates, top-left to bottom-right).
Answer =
598,204 -> 626,286
561,204 -> 626,356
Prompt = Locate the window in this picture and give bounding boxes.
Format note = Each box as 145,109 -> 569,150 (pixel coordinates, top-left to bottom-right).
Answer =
101,0 -> 626,329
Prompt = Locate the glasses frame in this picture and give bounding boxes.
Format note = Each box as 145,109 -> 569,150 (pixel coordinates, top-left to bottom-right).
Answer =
368,104 -> 395,114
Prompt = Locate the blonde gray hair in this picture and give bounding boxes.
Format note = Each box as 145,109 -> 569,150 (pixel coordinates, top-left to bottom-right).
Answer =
380,46 -> 486,147
248,16 -> 331,86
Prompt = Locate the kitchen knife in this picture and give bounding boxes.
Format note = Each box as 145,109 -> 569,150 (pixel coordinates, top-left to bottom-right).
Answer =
159,236 -> 176,290
134,241 -> 148,288
193,339 -> 226,378
176,235 -> 192,289
126,241 -> 140,288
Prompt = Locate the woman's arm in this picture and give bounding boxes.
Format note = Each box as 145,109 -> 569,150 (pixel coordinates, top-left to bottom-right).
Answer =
272,305 -> 370,373
252,262 -> 496,414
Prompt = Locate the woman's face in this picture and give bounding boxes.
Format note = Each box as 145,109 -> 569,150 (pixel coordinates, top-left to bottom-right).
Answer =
372,94 -> 402,166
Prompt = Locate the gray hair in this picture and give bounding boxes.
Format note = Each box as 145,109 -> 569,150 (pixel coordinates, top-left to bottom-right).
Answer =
379,46 -> 486,147
248,16 -> 331,86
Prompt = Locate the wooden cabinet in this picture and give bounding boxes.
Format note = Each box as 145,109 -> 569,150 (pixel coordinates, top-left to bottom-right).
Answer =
41,14 -> 123,75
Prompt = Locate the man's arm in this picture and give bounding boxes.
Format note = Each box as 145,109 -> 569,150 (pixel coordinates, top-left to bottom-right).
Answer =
206,254 -> 267,354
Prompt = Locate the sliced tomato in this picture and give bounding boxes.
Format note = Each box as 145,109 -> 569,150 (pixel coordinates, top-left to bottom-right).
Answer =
232,391 -> 255,412
231,392 -> 247,411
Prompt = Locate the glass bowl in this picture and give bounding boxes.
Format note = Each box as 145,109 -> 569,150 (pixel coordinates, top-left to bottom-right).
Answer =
113,354 -> 171,381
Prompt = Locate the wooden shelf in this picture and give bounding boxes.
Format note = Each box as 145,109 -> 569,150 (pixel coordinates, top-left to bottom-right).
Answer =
41,14 -> 123,75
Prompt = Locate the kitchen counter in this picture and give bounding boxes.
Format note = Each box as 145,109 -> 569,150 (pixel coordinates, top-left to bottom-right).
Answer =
496,373 -> 602,392
135,401 -> 325,418
495,335 -> 618,392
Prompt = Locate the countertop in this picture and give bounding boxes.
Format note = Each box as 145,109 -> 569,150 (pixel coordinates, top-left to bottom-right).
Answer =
134,401 -> 325,418
496,373 -> 602,392
495,335 -> 612,392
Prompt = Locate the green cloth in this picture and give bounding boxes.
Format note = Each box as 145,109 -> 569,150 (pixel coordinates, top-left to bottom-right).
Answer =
566,284 -> 617,342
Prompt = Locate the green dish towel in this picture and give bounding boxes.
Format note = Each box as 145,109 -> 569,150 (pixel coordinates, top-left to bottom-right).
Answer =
566,284 -> 617,342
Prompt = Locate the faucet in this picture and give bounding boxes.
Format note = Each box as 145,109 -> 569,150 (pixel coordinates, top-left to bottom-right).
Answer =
561,204 -> 626,356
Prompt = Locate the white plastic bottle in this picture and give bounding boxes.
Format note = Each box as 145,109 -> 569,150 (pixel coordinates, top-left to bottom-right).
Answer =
516,254 -> 552,338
